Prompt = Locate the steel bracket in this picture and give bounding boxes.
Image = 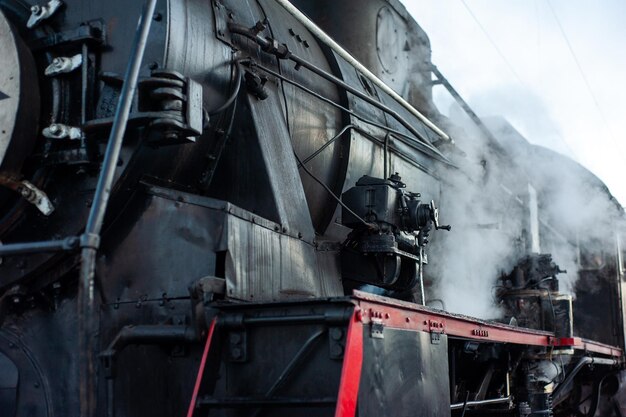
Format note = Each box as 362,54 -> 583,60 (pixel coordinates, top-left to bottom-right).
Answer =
79,233 -> 100,250
227,329 -> 247,362
370,319 -> 384,339
212,0 -> 234,46
29,19 -> 106,50
428,318 -> 445,345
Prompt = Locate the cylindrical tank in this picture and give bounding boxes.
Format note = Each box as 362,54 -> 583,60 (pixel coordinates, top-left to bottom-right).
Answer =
291,0 -> 436,114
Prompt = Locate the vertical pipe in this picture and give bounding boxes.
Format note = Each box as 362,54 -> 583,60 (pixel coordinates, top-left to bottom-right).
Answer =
81,42 -> 88,125
419,247 -> 426,305
78,1 -> 157,416
617,233 -> 624,277
383,133 -> 389,180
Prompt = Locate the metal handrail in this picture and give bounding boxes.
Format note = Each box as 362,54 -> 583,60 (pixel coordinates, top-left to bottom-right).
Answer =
77,1 -> 157,416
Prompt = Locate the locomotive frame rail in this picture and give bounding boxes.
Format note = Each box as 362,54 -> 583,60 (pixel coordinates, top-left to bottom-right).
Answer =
353,290 -> 623,358
186,291 -> 621,417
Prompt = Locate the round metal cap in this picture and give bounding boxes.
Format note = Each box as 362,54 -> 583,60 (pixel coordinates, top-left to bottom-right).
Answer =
0,7 -> 39,173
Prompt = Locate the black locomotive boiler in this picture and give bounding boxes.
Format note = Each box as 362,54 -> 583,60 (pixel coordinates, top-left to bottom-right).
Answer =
0,0 -> 625,416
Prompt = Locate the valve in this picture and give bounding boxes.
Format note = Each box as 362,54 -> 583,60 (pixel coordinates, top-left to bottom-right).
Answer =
430,200 -> 451,231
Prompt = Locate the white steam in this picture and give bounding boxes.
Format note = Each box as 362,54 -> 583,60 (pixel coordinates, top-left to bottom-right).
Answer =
425,99 -> 622,319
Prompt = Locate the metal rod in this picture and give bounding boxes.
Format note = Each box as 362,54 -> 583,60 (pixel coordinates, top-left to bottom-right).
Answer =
0,237 -> 79,256
81,42 -> 88,125
431,65 -> 502,152
83,2 -> 156,236
294,149 -> 377,231
196,396 -> 337,408
77,1 -> 157,416
239,314 -> 349,326
383,132 -> 389,179
418,247 -> 426,305
300,124 -> 355,165
451,395 -> 512,410
272,0 -> 450,142
289,53 -> 447,152
246,61 -> 451,166
459,391 -> 470,416
229,27 -> 449,157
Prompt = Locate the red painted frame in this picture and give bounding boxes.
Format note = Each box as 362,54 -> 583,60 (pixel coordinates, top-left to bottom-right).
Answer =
186,318 -> 218,417
352,290 -> 623,358
186,292 -> 621,417
334,309 -> 364,417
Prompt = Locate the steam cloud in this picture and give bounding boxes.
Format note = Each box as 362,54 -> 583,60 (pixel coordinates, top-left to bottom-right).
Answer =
425,93 -> 623,319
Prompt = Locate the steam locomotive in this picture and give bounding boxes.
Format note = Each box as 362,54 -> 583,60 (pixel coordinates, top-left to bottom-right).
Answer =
1,0 -> 625,416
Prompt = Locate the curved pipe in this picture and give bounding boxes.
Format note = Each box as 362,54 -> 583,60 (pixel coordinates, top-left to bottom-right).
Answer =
208,60 -> 244,116
552,356 -> 618,406
78,1 -> 158,416
100,324 -> 198,417
100,324 -> 198,378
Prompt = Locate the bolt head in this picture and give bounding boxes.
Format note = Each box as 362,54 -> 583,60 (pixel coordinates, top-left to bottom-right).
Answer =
331,328 -> 344,341
231,347 -> 242,359
331,344 -> 344,356
31,5 -> 41,13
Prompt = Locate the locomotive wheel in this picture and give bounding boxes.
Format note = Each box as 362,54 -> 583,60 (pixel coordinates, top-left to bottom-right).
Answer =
0,6 -> 39,175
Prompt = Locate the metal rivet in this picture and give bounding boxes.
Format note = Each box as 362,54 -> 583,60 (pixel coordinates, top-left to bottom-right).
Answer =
331,328 -> 343,340
331,344 -> 344,356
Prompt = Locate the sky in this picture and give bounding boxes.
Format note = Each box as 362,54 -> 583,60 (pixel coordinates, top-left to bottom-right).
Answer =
401,0 -> 626,207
